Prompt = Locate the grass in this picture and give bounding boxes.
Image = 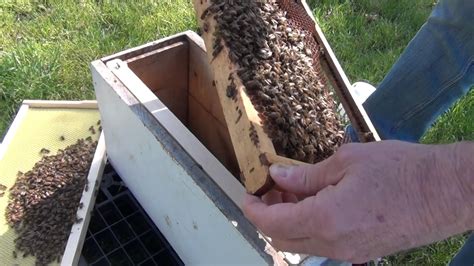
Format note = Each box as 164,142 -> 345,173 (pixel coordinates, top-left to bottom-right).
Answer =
0,0 -> 472,264
0,0 -> 196,135
311,0 -> 434,83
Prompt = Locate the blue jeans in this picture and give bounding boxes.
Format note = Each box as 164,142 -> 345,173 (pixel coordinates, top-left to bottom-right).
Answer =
348,0 -> 474,142
347,0 -> 473,264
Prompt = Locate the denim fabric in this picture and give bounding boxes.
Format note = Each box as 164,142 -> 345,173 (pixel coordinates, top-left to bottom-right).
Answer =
362,0 -> 474,142
450,234 -> 474,266
343,0 -> 474,264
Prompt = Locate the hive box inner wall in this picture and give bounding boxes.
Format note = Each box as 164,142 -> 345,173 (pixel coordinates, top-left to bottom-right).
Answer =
124,39 -> 241,178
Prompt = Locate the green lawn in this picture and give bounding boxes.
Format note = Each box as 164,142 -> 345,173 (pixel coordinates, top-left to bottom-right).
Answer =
0,0 -> 196,135
0,0 -> 472,264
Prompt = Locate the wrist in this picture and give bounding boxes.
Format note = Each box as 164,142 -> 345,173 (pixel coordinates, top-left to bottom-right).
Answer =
449,142 -> 474,229
413,142 -> 474,236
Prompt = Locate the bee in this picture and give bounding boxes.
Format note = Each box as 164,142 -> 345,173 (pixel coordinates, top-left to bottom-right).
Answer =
200,7 -> 210,20
258,153 -> 270,166
235,110 -> 243,124
89,126 -> 96,135
226,83 -> 237,100
246,80 -> 262,91
212,40 -> 223,59
203,22 -> 210,33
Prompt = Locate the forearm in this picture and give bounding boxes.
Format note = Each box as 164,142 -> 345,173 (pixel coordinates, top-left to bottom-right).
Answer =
450,142 -> 474,230
424,142 -> 474,239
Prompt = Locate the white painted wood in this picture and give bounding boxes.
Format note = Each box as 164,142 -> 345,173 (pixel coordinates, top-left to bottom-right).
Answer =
92,60 -> 272,265
101,31 -> 196,62
124,42 -> 186,64
0,104 -> 29,160
62,133 -> 107,266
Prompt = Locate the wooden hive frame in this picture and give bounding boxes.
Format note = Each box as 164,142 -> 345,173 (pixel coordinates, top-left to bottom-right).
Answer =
193,0 -> 380,195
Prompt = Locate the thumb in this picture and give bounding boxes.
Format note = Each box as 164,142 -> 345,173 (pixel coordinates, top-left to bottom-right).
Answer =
269,159 -> 343,196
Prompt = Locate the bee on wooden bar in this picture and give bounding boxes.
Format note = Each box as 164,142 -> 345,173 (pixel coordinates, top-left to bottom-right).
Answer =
206,0 -> 344,163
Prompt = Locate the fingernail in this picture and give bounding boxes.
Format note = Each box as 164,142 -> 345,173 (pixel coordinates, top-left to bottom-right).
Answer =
269,164 -> 291,178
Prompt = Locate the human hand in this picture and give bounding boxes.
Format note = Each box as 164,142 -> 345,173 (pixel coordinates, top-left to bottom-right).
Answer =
243,141 -> 473,263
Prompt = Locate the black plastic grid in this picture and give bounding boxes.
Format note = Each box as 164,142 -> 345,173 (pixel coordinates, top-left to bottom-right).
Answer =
80,164 -> 183,266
